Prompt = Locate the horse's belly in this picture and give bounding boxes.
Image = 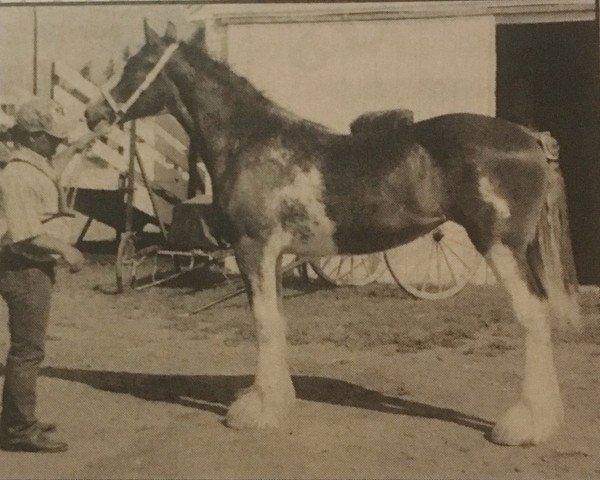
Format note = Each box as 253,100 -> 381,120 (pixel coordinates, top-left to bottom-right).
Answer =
267,176 -> 443,257
322,157 -> 446,254
331,211 -> 446,254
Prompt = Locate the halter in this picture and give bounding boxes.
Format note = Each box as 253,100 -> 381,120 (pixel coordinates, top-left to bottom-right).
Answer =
100,42 -> 179,120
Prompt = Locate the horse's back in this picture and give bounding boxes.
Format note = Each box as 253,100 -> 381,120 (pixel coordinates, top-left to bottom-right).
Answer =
414,113 -> 548,203
415,113 -> 544,163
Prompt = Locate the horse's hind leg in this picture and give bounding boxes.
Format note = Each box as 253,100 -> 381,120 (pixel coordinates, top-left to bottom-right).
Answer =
226,235 -> 295,429
485,243 -> 563,445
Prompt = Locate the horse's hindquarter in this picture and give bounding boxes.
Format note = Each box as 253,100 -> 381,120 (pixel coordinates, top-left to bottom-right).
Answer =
415,114 -> 549,251
321,114 -> 549,255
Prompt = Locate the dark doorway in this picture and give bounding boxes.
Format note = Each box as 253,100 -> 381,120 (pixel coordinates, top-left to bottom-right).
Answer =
497,22 -> 600,284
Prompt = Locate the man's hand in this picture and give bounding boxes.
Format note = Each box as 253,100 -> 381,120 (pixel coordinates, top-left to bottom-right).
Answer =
62,246 -> 85,273
28,235 -> 85,272
70,131 -> 99,154
53,123 -> 111,176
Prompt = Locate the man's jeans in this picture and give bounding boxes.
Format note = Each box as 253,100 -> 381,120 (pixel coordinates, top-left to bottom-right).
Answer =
0,262 -> 53,435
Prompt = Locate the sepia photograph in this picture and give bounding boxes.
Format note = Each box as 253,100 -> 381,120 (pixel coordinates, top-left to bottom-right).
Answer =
0,0 -> 599,477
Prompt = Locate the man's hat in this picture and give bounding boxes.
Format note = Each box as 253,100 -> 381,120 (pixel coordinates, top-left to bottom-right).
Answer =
15,97 -> 70,140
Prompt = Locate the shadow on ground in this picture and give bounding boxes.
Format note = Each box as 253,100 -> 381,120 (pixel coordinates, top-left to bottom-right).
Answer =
40,366 -> 493,435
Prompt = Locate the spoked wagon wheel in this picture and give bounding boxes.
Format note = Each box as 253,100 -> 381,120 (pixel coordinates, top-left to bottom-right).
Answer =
384,221 -> 483,300
115,231 -> 159,292
116,231 -> 137,292
310,253 -> 385,286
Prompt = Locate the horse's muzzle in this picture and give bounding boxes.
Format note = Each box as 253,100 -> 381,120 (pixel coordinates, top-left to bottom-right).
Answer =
84,99 -> 116,131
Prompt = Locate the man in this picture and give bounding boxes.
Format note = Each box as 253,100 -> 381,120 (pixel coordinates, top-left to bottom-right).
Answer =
0,98 -> 85,453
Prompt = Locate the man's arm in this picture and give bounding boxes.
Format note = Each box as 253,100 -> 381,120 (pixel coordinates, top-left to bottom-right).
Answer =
0,164 -> 84,271
28,234 -> 84,272
53,122 -> 110,176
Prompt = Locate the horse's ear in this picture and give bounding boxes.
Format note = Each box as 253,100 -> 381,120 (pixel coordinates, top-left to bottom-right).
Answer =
164,21 -> 177,43
189,23 -> 206,51
143,19 -> 161,45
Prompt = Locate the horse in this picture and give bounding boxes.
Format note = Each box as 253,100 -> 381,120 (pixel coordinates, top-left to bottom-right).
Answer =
85,21 -> 580,446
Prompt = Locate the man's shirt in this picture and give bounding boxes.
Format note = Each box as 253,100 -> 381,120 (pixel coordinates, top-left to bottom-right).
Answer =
0,146 -> 73,261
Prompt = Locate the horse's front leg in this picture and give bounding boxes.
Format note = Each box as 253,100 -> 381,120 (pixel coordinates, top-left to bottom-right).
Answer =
226,236 -> 296,429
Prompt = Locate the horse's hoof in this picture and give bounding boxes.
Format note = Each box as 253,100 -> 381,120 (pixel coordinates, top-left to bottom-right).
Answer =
490,400 -> 563,446
225,385 -> 294,430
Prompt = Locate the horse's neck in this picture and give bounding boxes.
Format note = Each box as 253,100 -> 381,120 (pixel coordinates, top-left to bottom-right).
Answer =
168,50 -> 276,179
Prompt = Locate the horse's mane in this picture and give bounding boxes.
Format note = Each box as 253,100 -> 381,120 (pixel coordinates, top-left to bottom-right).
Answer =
179,38 -> 334,136
179,42 -> 273,110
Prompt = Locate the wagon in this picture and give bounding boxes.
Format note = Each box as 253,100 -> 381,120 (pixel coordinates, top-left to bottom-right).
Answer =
311,222 -> 484,299
51,61 -> 242,292
73,115 -> 306,295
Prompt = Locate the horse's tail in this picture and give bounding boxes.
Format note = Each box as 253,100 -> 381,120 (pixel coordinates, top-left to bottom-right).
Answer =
527,157 -> 581,329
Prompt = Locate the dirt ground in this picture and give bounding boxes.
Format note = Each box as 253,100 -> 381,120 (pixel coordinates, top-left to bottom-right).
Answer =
0,255 -> 599,479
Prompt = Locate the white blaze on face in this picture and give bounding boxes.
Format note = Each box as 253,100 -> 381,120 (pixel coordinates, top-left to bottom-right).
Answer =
479,176 -> 511,219
270,166 -> 338,255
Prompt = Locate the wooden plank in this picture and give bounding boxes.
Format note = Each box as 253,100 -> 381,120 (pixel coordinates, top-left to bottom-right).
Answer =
154,132 -> 188,170
133,120 -> 189,170
71,165 -> 120,191
108,124 -> 181,172
153,122 -> 188,155
87,141 -> 127,172
191,0 -> 594,25
134,120 -> 156,146
88,126 -> 186,197
154,161 -> 188,200
56,63 -> 189,171
53,85 -> 86,117
152,115 -> 189,145
52,61 -> 189,226
131,140 -> 186,199
138,143 -> 160,181
54,61 -> 99,102
105,127 -> 130,152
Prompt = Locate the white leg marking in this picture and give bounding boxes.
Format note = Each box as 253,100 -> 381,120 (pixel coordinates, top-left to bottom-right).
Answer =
479,176 -> 511,219
486,244 -> 563,445
226,232 -> 296,429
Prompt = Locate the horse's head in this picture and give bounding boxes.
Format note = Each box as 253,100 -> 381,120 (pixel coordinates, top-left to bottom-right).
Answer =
85,20 -> 180,130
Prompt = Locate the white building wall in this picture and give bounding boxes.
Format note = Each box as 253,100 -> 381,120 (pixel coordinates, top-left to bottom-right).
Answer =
224,16 -> 496,132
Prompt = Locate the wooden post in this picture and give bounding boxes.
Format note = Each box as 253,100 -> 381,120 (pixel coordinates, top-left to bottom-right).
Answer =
134,143 -> 168,241
187,140 -> 198,198
115,121 -> 138,293
597,0 -> 600,64
125,121 -> 136,236
50,62 -> 55,100
75,217 -> 93,246
597,0 -> 600,90
32,7 -> 38,95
